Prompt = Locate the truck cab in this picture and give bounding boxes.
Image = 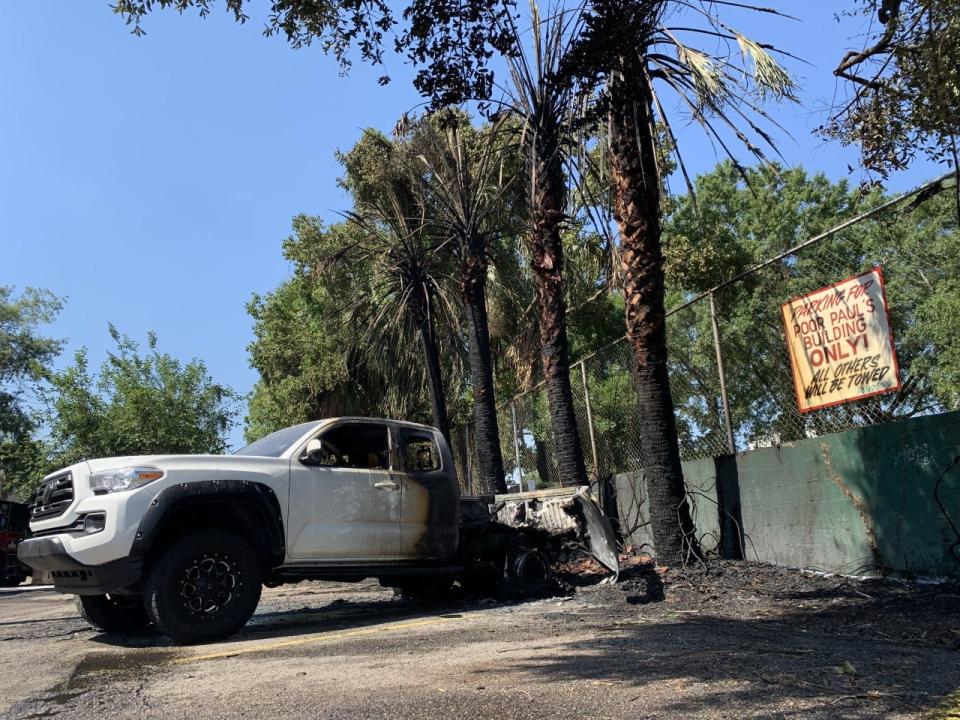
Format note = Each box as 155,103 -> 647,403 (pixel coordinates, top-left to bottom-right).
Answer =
281,418 -> 459,564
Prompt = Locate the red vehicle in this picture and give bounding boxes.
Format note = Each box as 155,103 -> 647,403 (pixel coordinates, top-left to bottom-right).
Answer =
0,500 -> 30,586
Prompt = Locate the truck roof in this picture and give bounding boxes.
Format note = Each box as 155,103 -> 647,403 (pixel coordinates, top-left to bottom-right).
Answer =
327,417 -> 441,434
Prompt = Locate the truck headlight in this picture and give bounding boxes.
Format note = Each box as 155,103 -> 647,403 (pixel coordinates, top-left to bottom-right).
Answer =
89,466 -> 165,494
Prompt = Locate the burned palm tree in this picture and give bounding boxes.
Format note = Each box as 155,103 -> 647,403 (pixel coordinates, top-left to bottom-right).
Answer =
324,129 -> 464,440
411,114 -> 519,495
500,4 -> 590,488
564,0 -> 797,563
343,201 -> 458,443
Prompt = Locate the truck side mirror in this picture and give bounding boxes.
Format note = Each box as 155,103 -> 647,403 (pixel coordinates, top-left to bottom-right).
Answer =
300,438 -> 326,466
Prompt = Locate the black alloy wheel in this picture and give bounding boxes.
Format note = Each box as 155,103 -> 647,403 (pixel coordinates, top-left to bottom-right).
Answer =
179,552 -> 242,616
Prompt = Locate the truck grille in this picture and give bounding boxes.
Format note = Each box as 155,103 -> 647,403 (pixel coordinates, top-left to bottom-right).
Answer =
31,472 -> 74,520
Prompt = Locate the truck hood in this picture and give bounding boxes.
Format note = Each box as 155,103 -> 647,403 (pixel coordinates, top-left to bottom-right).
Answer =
83,454 -> 267,474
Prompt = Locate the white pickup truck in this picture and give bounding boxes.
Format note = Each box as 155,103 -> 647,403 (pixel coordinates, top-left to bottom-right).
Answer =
19,417 -> 617,643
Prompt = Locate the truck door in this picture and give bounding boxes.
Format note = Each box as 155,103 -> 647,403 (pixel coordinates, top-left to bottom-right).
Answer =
396,428 -> 459,559
286,421 -> 403,562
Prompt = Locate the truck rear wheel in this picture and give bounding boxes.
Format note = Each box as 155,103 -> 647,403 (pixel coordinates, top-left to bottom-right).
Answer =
392,577 -> 454,601
75,594 -> 150,633
144,530 -> 262,643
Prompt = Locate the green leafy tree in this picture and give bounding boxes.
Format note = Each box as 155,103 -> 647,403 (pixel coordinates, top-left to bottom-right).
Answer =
0,287 -> 64,499
824,0 -> 960,181
45,326 -> 238,470
662,163 -> 960,447
247,219 -> 387,439
662,164 -> 863,450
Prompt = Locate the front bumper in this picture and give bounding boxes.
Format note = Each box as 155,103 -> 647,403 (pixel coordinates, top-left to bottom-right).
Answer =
17,536 -> 141,595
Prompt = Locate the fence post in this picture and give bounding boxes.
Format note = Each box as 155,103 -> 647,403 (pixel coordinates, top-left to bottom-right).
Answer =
579,360 -> 600,478
709,291 -> 737,455
511,401 -> 526,492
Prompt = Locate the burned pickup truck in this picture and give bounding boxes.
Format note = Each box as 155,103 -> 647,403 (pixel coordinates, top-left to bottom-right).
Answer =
19,417 -> 617,642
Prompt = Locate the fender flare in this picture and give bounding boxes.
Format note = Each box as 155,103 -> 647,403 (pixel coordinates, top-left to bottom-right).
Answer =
130,480 -> 285,566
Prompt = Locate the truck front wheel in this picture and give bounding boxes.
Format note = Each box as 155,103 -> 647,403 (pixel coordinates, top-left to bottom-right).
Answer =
75,594 -> 150,633
143,530 -> 262,643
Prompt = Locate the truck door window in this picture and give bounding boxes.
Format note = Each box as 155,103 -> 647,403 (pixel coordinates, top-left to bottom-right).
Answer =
316,424 -> 391,470
402,433 -> 440,473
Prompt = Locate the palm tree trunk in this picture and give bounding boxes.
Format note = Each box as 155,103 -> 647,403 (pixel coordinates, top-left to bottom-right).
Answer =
409,285 -> 451,443
462,253 -> 507,495
608,66 -> 699,565
528,133 -> 589,489
534,437 -> 552,488
417,311 -> 451,444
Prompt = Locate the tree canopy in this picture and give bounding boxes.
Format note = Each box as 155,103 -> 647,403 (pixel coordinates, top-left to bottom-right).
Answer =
245,215 -> 449,440
0,287 -> 64,498
825,0 -> 960,179
44,326 -> 239,472
1,289 -> 240,500
245,115 -> 620,443
661,163 -> 960,450
112,0 -> 515,100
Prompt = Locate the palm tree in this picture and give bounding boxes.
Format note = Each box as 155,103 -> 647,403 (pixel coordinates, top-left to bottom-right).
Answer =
564,0 -> 796,564
344,200 -> 457,443
330,129 -> 464,441
501,4 -> 589,488
247,216 -> 447,437
410,114 -> 520,495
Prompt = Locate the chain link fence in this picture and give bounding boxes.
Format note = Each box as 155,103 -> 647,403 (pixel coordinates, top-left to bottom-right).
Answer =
453,173 -> 960,494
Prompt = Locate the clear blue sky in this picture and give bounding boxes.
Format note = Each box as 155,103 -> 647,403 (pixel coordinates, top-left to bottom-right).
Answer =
0,2 -> 942,448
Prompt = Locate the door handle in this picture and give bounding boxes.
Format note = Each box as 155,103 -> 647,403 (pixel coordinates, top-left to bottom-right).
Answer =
374,480 -> 399,490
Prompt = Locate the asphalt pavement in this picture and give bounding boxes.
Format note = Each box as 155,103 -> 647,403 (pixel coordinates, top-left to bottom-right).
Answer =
1,573 -> 957,719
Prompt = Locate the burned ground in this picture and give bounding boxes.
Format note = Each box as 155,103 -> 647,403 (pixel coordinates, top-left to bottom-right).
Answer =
1,561 -> 957,719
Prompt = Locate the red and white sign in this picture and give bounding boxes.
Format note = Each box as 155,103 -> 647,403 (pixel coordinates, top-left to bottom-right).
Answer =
780,268 -> 900,413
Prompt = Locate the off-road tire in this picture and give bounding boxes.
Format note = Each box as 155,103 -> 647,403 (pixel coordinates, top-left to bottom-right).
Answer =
75,593 -> 150,633
144,530 -> 262,643
0,557 -> 22,587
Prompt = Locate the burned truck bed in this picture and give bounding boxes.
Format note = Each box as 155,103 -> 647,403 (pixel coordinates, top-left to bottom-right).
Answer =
458,486 -> 619,591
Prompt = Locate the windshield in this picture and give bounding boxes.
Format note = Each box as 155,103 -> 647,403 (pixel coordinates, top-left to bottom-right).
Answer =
234,421 -> 322,458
